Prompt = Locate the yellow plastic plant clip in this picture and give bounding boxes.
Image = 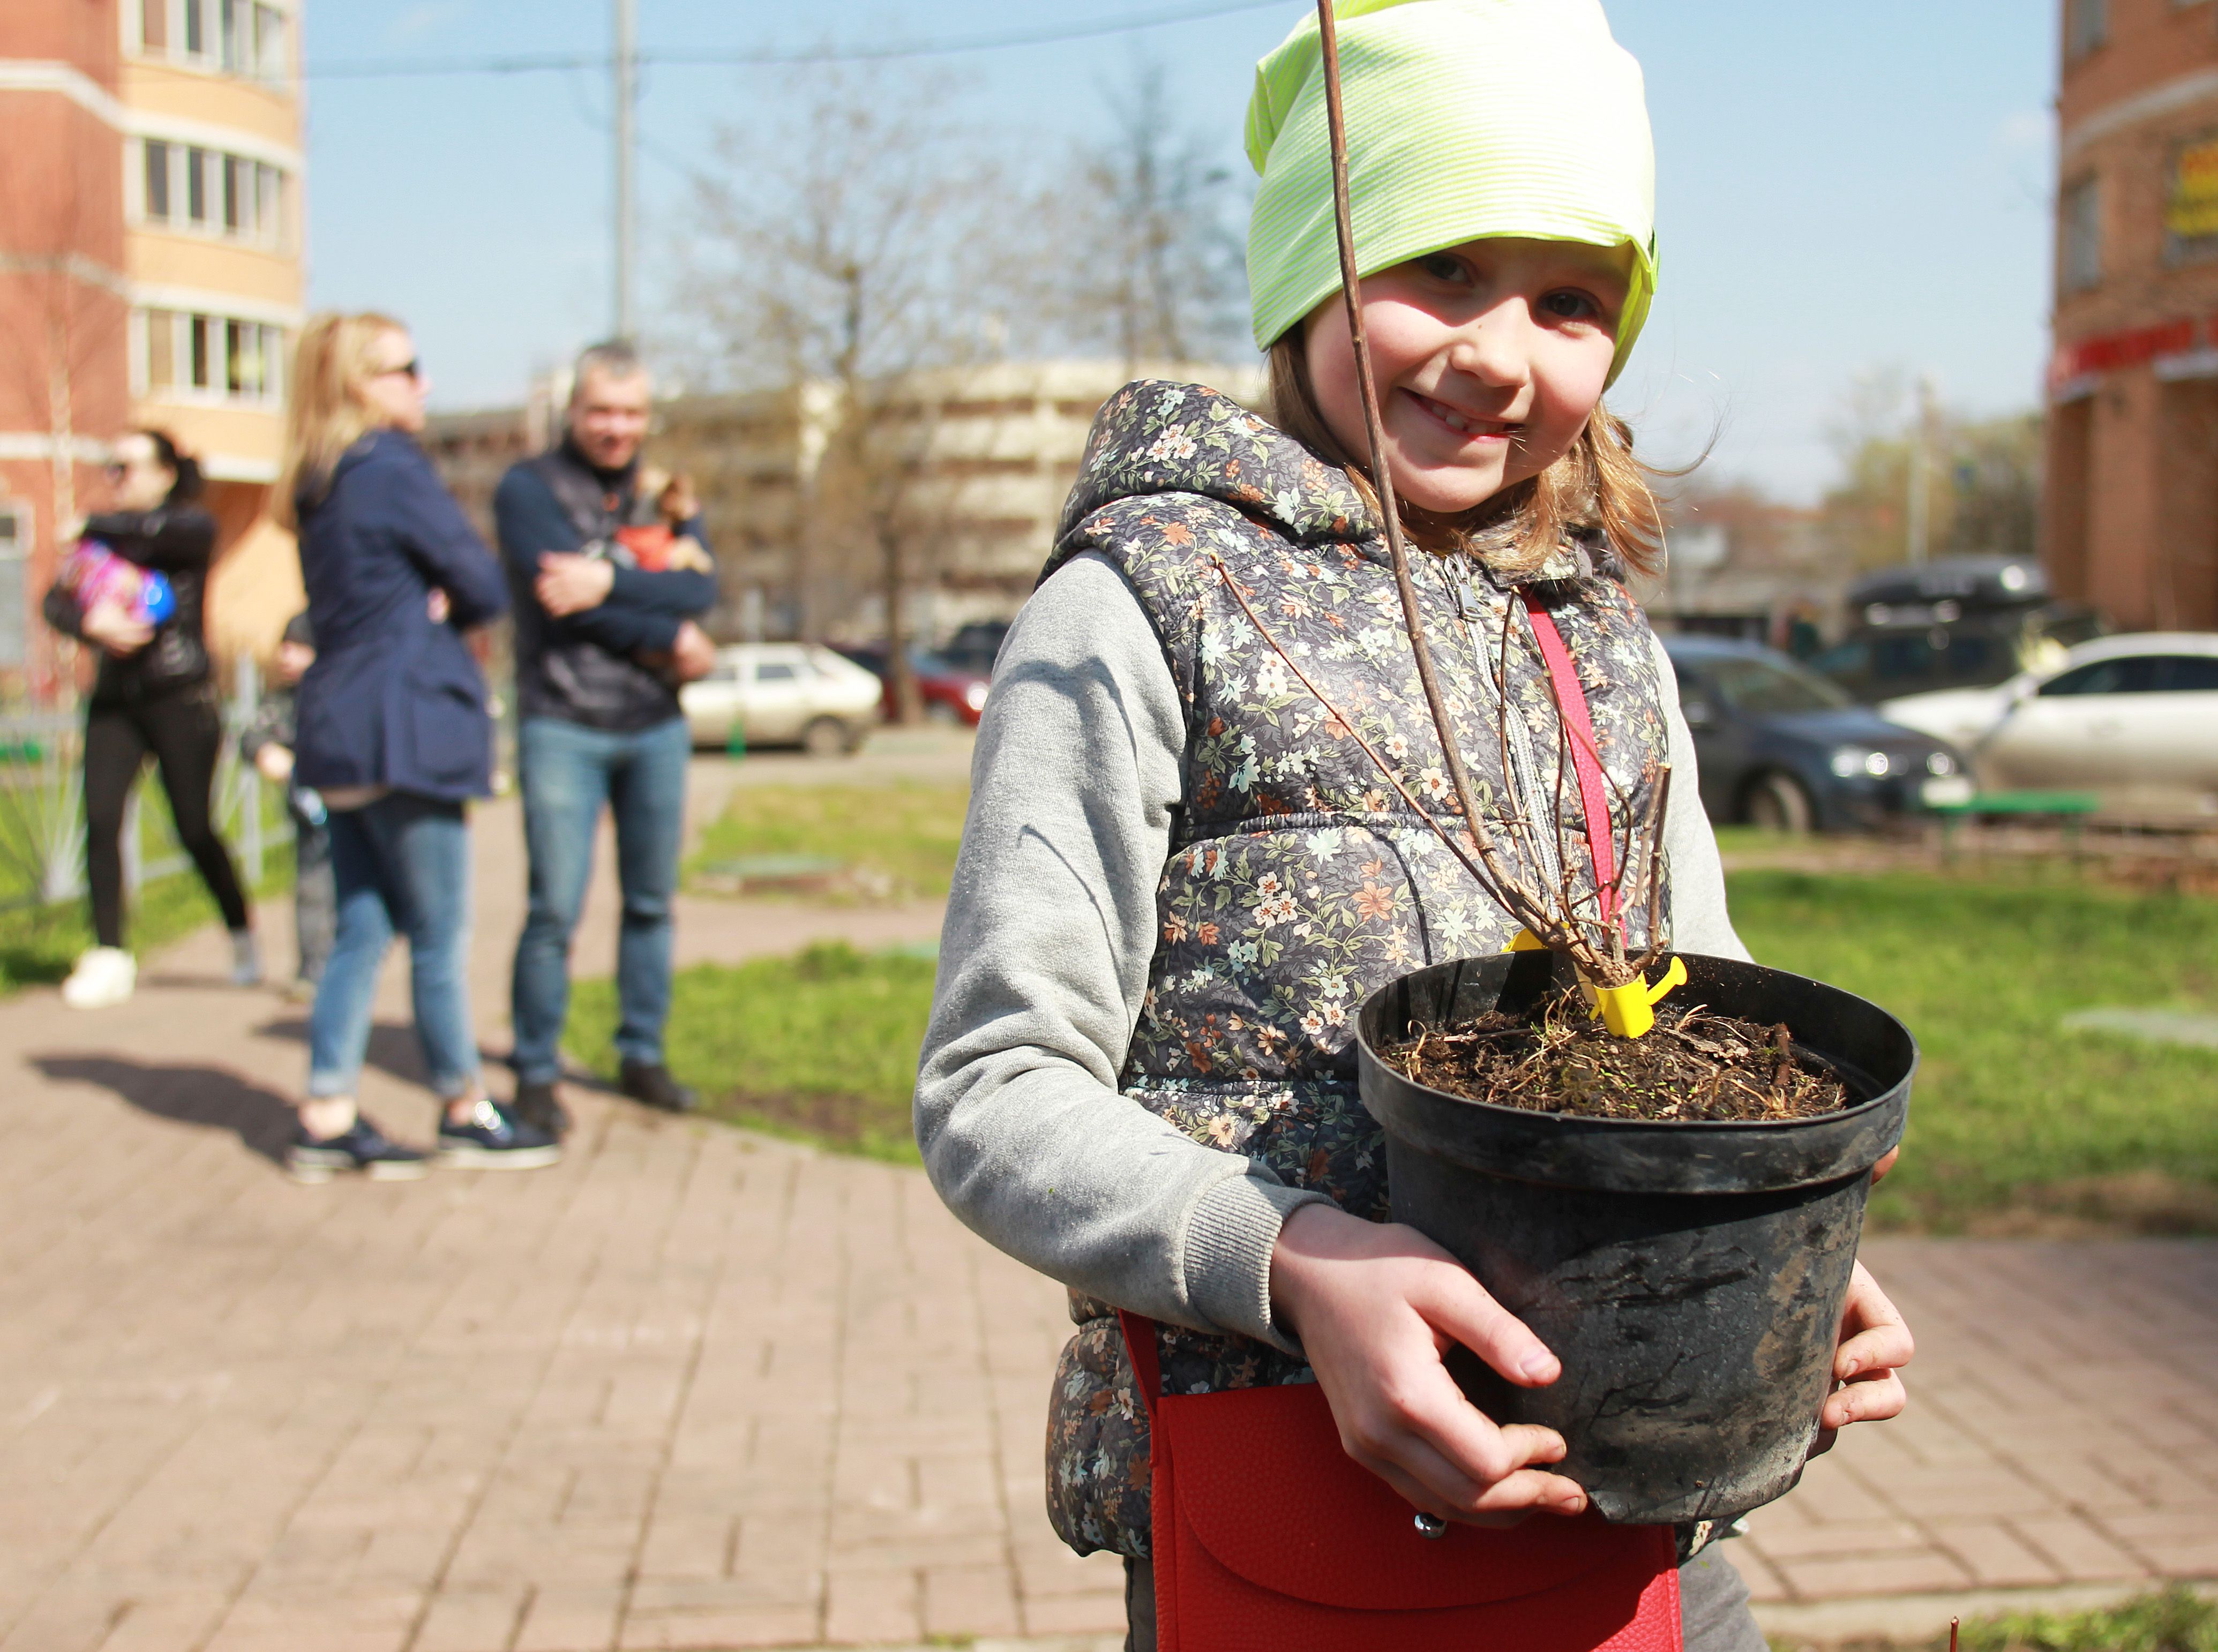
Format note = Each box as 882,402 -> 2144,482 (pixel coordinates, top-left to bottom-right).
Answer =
1582,956 -> 1689,1040
1509,929 -> 1549,951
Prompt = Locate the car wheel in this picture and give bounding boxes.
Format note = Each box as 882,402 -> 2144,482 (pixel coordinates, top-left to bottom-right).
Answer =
1745,770 -> 1817,834
801,717 -> 851,760
925,701 -> 961,726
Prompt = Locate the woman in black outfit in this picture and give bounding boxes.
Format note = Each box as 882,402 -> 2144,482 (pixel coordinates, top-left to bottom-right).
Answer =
48,429 -> 256,1009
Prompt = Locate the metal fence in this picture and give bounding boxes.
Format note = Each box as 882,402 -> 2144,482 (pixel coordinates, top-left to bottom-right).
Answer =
0,658 -> 292,917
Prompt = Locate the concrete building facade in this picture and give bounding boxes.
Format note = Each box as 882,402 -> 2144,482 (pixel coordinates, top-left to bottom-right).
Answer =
2047,0 -> 2218,630
0,0 -> 304,699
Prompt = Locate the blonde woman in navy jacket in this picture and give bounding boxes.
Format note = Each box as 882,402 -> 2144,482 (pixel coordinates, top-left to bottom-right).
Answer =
277,312 -> 557,1182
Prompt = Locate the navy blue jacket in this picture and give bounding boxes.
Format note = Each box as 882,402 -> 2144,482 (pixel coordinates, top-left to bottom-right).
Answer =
294,430 -> 509,801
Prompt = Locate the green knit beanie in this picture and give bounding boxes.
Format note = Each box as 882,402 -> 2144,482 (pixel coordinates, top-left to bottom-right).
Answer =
1245,0 -> 1658,388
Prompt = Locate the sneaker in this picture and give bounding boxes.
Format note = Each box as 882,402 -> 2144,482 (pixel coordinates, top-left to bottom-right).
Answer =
436,1097 -> 562,1170
620,1060 -> 698,1114
288,1116 -> 430,1184
512,1079 -> 572,1139
230,929 -> 263,987
61,946 -> 136,1009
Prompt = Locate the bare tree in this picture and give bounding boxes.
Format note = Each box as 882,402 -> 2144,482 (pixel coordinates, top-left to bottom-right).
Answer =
679,66 -> 1024,722
1037,57 -> 1251,370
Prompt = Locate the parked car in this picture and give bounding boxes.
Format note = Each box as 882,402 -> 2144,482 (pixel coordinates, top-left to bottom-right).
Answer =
679,644 -> 882,756
1663,635 -> 1972,833
938,620 -> 1010,678
835,647 -> 991,727
1807,555 -> 2106,702
1879,633 -> 2218,815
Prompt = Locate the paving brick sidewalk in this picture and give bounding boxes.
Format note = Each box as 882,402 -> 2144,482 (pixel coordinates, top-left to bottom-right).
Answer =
0,787 -> 2212,1650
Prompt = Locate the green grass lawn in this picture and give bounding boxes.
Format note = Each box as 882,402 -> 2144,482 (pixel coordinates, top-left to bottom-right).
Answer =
1777,1586 -> 2218,1651
1728,867 -> 2218,1234
566,942 -> 936,1161
576,846 -> 2218,1231
0,851 -> 295,993
687,782 -> 969,904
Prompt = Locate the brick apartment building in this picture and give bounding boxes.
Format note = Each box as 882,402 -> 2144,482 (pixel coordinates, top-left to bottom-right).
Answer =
0,0 -> 305,700
2048,0 -> 2218,630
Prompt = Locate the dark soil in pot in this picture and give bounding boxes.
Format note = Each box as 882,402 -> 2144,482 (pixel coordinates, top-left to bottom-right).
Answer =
1382,983 -> 1855,1122
1356,948 -> 1915,1526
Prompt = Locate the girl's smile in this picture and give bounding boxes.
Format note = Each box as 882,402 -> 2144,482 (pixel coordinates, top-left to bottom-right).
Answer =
1302,236 -> 1632,517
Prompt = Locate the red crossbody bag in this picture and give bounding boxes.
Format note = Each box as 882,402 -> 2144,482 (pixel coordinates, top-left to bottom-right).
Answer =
1120,1311 -> 1679,1651
1117,595 -> 1682,1649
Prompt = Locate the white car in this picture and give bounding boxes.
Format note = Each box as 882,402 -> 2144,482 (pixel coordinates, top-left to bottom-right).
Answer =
680,644 -> 883,756
1880,633 -> 2218,815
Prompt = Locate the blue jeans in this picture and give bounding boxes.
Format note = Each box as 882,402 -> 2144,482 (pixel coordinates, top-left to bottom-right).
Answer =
509,714 -> 690,1084
307,792 -> 479,1100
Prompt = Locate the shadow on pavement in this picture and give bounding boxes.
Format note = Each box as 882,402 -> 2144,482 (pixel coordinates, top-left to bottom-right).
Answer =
31,1055 -> 297,1165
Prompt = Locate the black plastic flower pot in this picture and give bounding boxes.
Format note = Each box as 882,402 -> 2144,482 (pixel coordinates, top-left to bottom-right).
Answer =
1355,948 -> 1915,1526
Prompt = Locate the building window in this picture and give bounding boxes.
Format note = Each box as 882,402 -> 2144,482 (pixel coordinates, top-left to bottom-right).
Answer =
135,308 -> 286,406
2068,0 -> 2109,56
2062,175 -> 2102,292
132,0 -> 290,85
0,502 -> 26,671
132,138 -> 290,250
142,139 -> 170,219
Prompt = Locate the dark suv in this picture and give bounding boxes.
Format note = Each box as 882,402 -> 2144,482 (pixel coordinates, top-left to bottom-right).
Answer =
1664,635 -> 1970,833
1808,555 -> 2105,702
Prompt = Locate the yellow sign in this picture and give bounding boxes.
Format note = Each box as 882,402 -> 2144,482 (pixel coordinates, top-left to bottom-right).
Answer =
2170,137 -> 2218,241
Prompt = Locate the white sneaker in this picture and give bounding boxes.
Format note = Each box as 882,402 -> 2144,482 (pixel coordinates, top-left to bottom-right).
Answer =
62,946 -> 136,1009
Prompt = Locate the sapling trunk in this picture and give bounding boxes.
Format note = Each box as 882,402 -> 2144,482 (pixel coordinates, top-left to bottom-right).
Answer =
1305,0 -> 1668,1000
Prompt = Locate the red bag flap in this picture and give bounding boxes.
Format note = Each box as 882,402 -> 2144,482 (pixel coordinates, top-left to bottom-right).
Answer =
1158,1379 -> 1659,1612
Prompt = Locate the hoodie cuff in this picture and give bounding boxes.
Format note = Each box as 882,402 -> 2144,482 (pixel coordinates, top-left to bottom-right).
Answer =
1183,1172 -> 1332,1356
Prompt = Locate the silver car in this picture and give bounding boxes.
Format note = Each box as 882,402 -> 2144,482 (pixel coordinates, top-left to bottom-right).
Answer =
680,644 -> 882,756
1881,632 -> 2218,817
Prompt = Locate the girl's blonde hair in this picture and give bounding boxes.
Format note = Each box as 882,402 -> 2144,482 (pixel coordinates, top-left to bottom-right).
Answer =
275,310 -> 407,529
1265,329 -> 1667,580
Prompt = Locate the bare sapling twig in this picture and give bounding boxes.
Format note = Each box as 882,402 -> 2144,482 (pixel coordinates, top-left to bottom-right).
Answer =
1308,0 -> 1665,996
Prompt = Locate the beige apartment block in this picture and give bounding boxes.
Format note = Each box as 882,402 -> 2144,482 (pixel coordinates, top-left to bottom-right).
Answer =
428,358 -> 1265,644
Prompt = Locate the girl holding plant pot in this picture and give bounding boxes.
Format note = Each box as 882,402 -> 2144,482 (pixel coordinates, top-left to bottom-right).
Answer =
918,3 -> 1912,1647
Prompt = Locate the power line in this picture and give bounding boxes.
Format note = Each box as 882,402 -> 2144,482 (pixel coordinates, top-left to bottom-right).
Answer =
308,0 -> 1293,80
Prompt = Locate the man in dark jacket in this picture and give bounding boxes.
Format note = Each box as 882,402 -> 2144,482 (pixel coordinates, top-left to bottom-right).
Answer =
497,341 -> 717,1133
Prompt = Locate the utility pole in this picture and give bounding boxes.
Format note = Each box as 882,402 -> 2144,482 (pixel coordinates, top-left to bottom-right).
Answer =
1905,374 -> 1935,565
612,0 -> 638,340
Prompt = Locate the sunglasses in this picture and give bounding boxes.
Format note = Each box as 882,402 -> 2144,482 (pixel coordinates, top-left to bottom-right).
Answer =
376,359 -> 424,381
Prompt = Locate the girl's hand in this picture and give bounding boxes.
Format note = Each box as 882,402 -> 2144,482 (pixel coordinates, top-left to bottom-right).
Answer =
1269,1202 -> 1588,1526
1808,1261 -> 1913,1458
81,599 -> 152,657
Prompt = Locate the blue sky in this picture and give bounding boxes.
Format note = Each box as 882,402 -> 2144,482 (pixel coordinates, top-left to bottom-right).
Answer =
302,1 -> 2061,502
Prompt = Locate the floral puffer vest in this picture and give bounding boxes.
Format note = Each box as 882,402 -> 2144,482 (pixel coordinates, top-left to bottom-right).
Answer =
1039,381 -> 1673,1558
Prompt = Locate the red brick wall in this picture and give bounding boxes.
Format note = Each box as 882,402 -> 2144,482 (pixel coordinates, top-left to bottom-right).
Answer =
1,0 -> 126,697
2047,0 -> 2218,629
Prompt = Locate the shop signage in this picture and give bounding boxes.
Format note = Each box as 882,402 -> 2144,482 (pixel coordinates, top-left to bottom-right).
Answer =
2049,318 -> 2199,394
2170,136 -> 2218,246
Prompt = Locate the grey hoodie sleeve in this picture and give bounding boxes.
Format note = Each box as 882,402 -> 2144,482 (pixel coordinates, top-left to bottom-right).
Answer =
915,553 -> 1329,1351
1649,633 -> 1751,964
